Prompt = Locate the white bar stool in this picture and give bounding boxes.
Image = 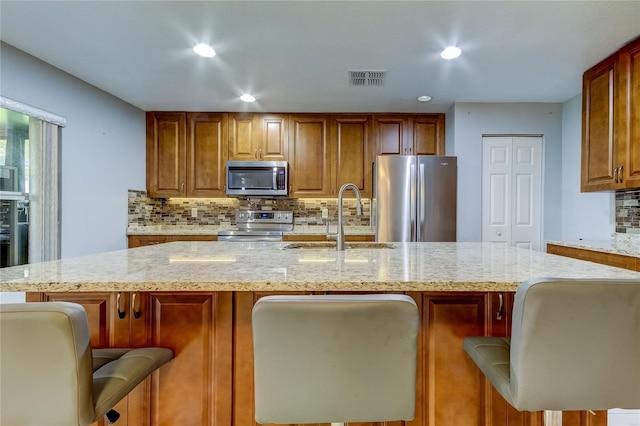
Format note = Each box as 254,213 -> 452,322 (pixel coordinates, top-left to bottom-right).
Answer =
252,294 -> 419,425
464,278 -> 640,426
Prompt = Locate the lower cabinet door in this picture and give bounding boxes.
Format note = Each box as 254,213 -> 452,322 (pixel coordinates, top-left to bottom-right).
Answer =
141,292 -> 233,426
406,292 -> 489,426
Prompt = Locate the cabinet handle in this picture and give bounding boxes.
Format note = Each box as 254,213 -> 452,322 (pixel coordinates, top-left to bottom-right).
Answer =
132,292 -> 141,319
254,149 -> 258,159
619,165 -> 623,183
181,182 -> 185,191
496,293 -> 504,320
259,148 -> 262,159
116,292 -> 126,319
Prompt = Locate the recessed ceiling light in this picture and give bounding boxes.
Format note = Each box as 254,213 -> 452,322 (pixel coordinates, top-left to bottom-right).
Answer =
417,95 -> 432,102
240,94 -> 256,103
193,43 -> 216,58
440,46 -> 461,60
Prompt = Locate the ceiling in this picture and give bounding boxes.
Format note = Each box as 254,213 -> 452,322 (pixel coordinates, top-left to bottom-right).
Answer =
1,1 -> 639,113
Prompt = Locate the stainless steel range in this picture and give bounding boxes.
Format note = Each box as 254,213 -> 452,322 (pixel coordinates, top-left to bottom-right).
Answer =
217,210 -> 293,242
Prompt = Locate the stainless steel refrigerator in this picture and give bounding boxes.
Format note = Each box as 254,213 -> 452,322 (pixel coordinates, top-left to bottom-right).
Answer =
374,155 -> 456,242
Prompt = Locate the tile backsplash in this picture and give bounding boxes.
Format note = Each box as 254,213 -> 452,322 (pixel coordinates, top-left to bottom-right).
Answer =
130,188 -> 640,235
616,189 -> 640,234
128,190 -> 371,228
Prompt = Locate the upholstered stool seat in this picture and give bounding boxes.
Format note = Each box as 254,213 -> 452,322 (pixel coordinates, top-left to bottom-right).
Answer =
464,278 -> 640,425
0,302 -> 173,425
252,294 -> 419,425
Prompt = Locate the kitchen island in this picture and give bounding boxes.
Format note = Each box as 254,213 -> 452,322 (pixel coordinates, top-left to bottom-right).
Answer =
2,242 -> 638,426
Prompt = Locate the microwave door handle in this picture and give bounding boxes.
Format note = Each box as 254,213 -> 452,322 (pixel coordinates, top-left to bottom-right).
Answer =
273,169 -> 277,190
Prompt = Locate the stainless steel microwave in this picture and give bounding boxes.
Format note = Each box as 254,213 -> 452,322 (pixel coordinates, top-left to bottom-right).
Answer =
226,161 -> 288,197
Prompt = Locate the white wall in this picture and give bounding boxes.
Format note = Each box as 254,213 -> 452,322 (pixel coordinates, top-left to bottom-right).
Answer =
448,103 -> 563,243
560,94 -> 614,240
0,42 -> 146,258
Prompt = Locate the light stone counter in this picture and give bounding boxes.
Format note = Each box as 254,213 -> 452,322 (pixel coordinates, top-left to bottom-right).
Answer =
547,233 -> 640,258
2,242 -> 639,293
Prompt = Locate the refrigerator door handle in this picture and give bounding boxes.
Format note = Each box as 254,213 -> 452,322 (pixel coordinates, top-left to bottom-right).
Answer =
418,162 -> 425,241
410,161 -> 416,241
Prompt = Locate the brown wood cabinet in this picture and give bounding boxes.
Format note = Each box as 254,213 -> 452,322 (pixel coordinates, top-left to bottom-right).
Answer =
374,114 -> 445,157
147,112 -> 445,198
582,36 -> 640,192
128,234 -> 217,248
288,114 -> 375,198
288,114 -> 332,197
619,38 -> 640,188
331,114 -> 375,198
147,112 -> 228,198
229,113 -> 288,161
27,291 -> 233,426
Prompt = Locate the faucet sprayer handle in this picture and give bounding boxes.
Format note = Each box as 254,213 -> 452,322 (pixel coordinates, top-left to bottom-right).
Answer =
356,202 -> 363,216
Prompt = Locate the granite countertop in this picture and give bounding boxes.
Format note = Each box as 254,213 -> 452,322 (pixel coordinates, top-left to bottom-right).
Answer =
127,225 -> 375,236
2,242 -> 639,293
547,233 -> 640,258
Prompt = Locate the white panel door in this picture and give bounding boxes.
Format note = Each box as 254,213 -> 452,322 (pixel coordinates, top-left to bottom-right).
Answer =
482,136 -> 543,251
482,137 -> 511,246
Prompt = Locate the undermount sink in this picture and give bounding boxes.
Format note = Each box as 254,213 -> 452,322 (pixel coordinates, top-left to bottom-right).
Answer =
282,242 -> 395,250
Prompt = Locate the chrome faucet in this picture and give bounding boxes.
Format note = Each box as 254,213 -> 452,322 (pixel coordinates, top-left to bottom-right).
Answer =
328,183 -> 363,251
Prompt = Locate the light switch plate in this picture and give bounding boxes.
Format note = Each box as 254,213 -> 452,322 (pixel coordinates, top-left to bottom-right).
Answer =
191,208 -> 198,218
321,208 -> 328,219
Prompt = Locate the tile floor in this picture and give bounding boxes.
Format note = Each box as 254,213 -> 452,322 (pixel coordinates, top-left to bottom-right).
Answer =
609,409 -> 640,426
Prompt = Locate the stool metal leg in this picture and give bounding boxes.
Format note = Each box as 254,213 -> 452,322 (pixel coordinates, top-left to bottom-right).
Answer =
544,410 -> 562,426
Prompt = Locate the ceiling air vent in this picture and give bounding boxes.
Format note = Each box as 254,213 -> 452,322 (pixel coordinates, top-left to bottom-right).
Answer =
348,70 -> 386,87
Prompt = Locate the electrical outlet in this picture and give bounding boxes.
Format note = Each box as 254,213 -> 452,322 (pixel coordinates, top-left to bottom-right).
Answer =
191,208 -> 198,218
322,208 -> 328,219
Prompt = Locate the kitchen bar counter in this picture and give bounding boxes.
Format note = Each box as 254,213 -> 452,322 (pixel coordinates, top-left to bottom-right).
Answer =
2,241 -> 639,293
10,241 -> 636,426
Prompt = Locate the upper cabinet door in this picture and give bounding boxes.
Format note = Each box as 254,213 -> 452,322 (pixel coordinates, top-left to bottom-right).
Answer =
229,113 -> 288,161
374,114 -> 408,155
411,114 -> 446,156
288,114 -> 331,197
260,114 -> 288,161
331,114 -> 374,198
620,38 -> 640,188
146,112 -> 187,198
229,113 -> 256,161
581,52 -> 621,191
187,113 -> 228,197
